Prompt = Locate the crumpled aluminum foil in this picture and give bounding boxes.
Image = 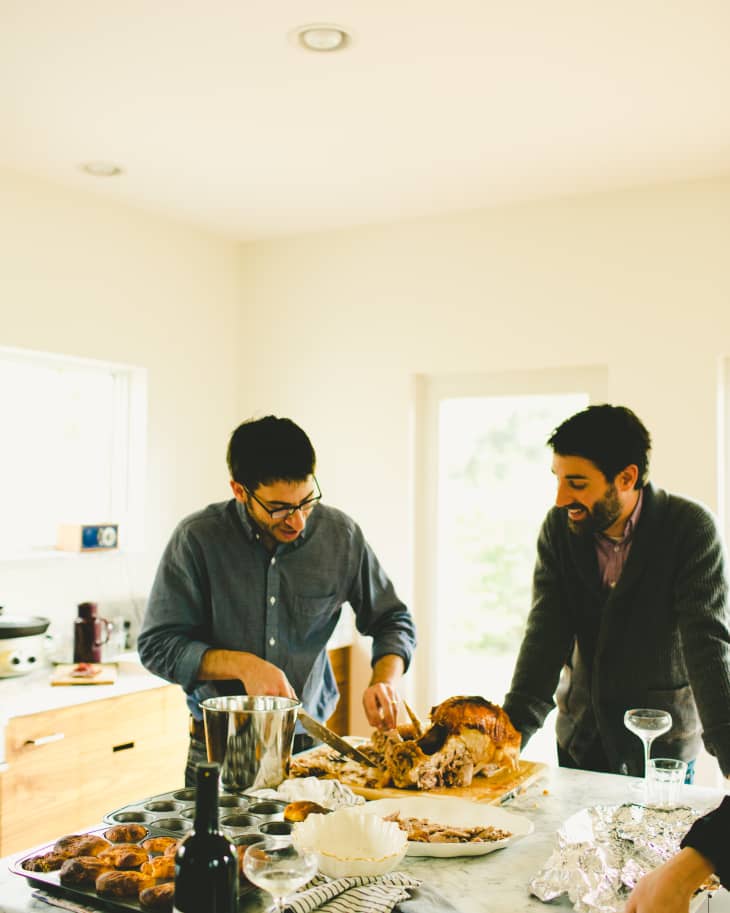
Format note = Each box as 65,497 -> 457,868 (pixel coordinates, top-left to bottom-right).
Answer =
530,803 -> 698,913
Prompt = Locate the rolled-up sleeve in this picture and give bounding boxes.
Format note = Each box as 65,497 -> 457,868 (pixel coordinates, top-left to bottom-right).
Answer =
347,527 -> 416,670
137,524 -> 212,693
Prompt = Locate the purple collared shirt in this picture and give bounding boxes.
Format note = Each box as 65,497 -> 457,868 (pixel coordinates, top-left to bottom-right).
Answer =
595,489 -> 643,590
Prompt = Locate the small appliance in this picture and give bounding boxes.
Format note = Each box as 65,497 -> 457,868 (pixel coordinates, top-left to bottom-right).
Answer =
0,609 -> 51,678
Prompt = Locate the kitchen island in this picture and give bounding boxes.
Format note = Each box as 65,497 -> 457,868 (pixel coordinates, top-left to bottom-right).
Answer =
1,765 -> 727,913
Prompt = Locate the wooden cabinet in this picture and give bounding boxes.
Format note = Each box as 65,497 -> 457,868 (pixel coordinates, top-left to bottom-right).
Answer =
0,684 -> 189,856
326,646 -> 350,735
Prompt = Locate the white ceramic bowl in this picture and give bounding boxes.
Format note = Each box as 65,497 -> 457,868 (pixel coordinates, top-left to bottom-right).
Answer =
291,806 -> 407,879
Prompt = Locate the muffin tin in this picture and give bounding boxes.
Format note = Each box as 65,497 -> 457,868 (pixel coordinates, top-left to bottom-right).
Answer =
11,788 -> 293,913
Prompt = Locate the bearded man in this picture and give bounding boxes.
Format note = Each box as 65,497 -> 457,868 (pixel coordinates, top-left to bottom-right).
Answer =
503,404 -> 730,781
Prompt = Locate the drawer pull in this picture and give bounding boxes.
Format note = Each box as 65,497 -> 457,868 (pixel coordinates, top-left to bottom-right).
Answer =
24,732 -> 65,747
113,741 -> 135,752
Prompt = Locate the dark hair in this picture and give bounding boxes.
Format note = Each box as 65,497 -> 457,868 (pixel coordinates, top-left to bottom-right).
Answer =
547,404 -> 651,489
226,416 -> 316,490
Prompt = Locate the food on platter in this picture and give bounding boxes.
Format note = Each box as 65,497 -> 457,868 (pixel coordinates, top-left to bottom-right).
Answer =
290,695 -> 521,791
283,800 -> 332,822
383,811 -> 512,843
356,796 -> 534,858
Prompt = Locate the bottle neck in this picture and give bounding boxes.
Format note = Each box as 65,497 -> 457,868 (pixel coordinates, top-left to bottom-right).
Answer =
194,765 -> 220,832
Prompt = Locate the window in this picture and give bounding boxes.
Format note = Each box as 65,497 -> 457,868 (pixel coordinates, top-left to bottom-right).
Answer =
413,366 -> 607,764
0,347 -> 146,556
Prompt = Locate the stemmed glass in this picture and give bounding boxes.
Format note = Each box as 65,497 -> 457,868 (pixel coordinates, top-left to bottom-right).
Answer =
624,708 -> 672,800
243,837 -> 318,913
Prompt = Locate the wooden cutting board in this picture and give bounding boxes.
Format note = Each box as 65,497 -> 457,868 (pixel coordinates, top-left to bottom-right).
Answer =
292,745 -> 547,805
50,663 -> 118,685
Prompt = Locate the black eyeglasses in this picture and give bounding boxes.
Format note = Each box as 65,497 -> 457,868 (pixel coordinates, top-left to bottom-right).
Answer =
244,477 -> 322,520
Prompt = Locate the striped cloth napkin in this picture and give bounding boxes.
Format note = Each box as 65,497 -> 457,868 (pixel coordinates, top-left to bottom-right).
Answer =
285,872 -> 422,913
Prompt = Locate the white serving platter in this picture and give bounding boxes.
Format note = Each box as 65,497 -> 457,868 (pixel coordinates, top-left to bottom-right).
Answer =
355,795 -> 534,857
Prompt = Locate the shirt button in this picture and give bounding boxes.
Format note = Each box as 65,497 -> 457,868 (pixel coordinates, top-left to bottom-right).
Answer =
269,637 -> 276,646
270,596 -> 276,605
614,546 -> 619,552
610,581 -> 616,588
271,557 -> 276,565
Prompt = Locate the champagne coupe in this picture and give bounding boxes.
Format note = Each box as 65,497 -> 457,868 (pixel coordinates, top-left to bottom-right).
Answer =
624,708 -> 672,798
243,837 -> 317,913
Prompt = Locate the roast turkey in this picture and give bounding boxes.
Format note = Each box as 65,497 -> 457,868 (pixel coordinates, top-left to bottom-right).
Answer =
370,695 -> 521,789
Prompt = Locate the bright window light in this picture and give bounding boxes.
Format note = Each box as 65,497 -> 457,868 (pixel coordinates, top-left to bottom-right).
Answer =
0,347 -> 146,556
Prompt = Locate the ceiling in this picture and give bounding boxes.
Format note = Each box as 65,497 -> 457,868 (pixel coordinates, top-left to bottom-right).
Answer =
3,1 -> 730,241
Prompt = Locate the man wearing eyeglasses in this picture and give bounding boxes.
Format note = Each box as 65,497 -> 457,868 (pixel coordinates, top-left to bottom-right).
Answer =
138,415 -> 416,784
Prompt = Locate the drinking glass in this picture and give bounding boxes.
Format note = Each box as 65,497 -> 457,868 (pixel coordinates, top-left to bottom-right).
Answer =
243,837 -> 317,913
624,708 -> 672,799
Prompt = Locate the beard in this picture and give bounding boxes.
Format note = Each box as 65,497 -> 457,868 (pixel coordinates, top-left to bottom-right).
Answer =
566,484 -> 622,536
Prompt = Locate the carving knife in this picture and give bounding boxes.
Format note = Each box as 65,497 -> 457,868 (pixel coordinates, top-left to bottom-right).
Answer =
297,710 -> 376,767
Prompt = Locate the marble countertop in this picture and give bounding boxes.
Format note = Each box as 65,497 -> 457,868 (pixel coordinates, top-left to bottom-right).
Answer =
2,765 -> 727,913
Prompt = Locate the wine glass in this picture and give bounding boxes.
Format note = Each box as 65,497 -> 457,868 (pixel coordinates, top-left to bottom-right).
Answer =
624,708 -> 672,800
243,837 -> 317,913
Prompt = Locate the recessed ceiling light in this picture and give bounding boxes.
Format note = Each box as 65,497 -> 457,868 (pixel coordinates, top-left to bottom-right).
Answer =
296,23 -> 350,52
79,161 -> 124,178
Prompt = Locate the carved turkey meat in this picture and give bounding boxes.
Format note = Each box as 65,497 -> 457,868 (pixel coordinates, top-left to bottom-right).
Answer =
370,695 -> 521,790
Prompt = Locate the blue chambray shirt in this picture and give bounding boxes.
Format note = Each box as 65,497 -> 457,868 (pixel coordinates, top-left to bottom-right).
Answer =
138,499 -> 416,724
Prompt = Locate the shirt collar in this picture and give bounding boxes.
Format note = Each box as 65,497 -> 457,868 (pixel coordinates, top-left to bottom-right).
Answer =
234,498 -> 309,550
597,487 -> 644,545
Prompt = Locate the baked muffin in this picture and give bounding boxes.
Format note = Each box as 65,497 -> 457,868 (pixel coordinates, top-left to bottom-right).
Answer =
97,843 -> 149,869
139,881 -> 175,912
142,835 -> 179,855
22,852 -> 66,872
59,856 -> 115,886
96,869 -> 154,898
141,854 -> 175,880
104,823 -> 149,843
54,834 -> 112,858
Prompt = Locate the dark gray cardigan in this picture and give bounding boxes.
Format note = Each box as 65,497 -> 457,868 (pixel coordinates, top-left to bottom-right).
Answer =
504,483 -> 730,776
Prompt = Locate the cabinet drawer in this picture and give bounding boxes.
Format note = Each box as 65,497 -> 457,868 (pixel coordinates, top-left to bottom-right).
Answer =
1,685 -> 190,856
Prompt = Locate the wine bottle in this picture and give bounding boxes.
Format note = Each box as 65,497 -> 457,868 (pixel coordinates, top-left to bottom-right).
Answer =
173,762 -> 239,913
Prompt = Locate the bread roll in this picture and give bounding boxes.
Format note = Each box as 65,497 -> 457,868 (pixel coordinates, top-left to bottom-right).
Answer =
139,881 -> 175,912
163,840 -> 181,856
283,800 -> 331,822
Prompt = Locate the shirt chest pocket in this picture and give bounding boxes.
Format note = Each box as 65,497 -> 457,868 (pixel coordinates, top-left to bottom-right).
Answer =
293,593 -> 339,640
295,593 -> 339,617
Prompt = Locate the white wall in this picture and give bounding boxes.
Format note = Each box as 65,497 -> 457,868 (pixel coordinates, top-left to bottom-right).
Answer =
0,168 -> 244,647
237,176 -> 730,751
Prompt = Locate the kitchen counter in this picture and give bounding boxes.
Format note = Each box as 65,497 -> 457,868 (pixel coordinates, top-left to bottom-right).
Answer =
1,765 -> 728,913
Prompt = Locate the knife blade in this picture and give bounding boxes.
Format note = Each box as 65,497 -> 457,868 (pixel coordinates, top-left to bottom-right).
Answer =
297,710 -> 376,767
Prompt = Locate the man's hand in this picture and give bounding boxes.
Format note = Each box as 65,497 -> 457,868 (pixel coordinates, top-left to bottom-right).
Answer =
623,848 -> 714,913
363,654 -> 405,730
198,649 -> 298,700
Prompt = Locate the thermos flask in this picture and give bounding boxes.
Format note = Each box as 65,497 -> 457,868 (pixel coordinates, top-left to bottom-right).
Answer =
73,602 -> 112,663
